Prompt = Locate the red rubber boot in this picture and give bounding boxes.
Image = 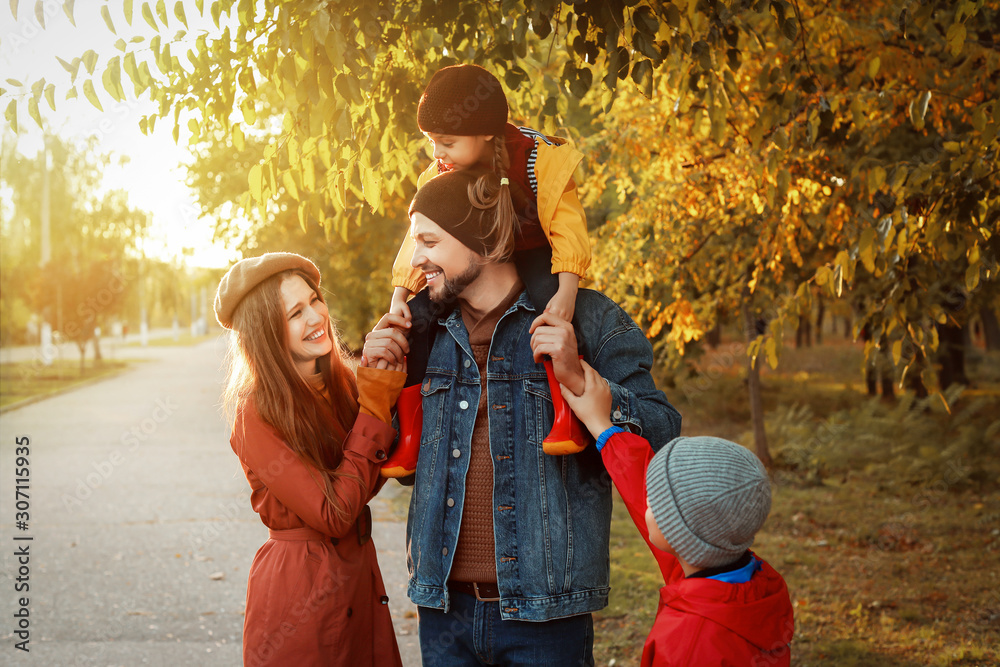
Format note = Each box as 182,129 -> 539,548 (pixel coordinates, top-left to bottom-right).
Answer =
542,358 -> 590,455
381,384 -> 422,477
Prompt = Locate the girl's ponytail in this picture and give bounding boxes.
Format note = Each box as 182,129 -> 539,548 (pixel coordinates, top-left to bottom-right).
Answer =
468,135 -> 519,263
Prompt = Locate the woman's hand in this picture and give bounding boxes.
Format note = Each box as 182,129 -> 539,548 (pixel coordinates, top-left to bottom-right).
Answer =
361,312 -> 410,371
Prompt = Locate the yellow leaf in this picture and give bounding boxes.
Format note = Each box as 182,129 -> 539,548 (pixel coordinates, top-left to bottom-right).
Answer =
82,79 -> 103,111
892,340 -> 902,365
966,264 -> 980,292
232,123 -> 245,151
867,56 -> 880,79
241,98 -> 256,125
282,171 -> 299,200
248,164 -> 263,202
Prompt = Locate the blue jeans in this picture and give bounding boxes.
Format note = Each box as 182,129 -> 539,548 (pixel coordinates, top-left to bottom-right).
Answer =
418,592 -> 594,666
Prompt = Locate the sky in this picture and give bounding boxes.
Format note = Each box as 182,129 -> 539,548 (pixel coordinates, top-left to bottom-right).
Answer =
0,2 -> 238,268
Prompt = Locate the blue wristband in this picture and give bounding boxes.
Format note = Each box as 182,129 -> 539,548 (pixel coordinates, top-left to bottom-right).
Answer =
595,425 -> 626,452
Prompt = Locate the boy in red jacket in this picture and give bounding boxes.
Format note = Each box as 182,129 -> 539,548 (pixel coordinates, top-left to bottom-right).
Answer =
561,362 -> 794,666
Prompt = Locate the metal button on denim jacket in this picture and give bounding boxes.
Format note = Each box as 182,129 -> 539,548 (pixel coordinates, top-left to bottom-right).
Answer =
405,289 -> 682,621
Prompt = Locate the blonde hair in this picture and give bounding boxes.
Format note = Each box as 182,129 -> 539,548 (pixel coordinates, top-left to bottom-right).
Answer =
467,135 -> 520,263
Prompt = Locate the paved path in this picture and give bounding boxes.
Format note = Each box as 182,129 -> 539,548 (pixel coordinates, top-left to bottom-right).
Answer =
0,336 -> 421,665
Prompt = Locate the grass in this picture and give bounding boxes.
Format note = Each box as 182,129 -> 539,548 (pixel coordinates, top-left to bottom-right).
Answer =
0,358 -> 132,409
124,333 -> 216,347
594,335 -> 1000,666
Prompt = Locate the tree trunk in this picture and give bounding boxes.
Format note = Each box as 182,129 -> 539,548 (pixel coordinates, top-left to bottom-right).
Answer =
706,320 -> 722,349
878,347 -> 895,400
815,300 -> 825,345
981,307 -> 1000,351
936,322 -> 969,389
907,349 -> 930,398
92,334 -> 103,364
76,342 -> 87,374
741,301 -> 773,469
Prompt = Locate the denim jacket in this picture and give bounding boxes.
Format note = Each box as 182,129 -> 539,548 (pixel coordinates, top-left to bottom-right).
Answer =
405,289 -> 682,621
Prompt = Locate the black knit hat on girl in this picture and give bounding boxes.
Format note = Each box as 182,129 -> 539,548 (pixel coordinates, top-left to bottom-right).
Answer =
417,64 -> 508,136
408,168 -> 499,257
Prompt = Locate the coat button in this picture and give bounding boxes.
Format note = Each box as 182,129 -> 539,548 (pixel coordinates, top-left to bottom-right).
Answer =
464,359 -> 471,368
347,607 -> 353,617
423,380 -> 431,392
447,497 -> 455,507
375,449 -> 387,460
612,409 -> 623,420
452,448 -> 461,458
442,547 -> 448,556
459,400 -> 469,409
380,595 -> 389,605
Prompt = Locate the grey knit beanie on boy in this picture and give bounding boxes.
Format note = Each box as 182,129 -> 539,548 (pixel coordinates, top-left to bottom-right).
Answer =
645,436 -> 772,569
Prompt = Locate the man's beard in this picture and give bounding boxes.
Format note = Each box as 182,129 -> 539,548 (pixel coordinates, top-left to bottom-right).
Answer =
427,261 -> 483,307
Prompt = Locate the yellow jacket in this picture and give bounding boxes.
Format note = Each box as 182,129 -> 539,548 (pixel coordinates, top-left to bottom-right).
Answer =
391,134 -> 591,293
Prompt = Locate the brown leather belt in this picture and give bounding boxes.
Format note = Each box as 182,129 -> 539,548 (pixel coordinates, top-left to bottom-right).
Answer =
448,580 -> 501,602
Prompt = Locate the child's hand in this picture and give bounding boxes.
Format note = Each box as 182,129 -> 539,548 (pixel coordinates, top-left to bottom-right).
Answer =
543,273 -> 579,321
559,361 -> 615,440
389,286 -> 413,321
544,289 -> 576,321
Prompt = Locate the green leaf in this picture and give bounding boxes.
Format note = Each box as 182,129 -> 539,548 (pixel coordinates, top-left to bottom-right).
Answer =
142,2 -> 156,28
101,4 -> 116,33
4,99 -> 16,134
174,1 -> 187,28
27,96 -> 41,128
44,83 -> 55,110
114,38 -> 126,51
867,56 -> 880,79
83,79 -> 103,111
965,264 -> 980,291
631,59 -> 653,98
124,0 -> 133,24
946,22 -> 966,57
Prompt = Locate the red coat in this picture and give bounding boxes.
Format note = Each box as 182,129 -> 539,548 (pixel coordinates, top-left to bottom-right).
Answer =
600,432 -> 793,667
231,404 -> 402,667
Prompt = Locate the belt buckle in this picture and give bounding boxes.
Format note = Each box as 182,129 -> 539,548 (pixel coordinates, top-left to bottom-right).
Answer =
473,582 -> 501,602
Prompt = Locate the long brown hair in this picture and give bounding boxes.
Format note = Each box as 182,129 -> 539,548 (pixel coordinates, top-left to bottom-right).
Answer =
223,269 -> 360,520
469,134 -> 520,263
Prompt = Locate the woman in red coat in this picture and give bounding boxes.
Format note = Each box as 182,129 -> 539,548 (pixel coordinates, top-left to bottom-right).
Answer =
214,253 -> 405,667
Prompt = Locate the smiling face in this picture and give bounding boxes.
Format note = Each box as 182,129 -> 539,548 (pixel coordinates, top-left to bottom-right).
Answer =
425,132 -> 494,171
280,274 -> 333,377
409,212 -> 484,305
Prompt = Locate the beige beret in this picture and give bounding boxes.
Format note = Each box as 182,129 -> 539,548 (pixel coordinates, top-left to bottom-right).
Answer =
214,252 -> 321,329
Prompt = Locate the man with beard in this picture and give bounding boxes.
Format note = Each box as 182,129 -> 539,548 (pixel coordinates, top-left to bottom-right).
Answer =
363,168 -> 682,666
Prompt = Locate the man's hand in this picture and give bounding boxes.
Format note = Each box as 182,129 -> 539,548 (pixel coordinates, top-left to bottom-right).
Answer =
529,311 -> 584,395
361,313 -> 411,370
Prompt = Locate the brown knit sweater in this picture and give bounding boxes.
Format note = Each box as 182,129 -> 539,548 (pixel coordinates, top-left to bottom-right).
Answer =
449,280 -> 523,583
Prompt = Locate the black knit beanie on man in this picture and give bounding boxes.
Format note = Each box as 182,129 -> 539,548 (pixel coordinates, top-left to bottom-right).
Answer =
417,64 -> 508,136
408,168 -> 498,257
